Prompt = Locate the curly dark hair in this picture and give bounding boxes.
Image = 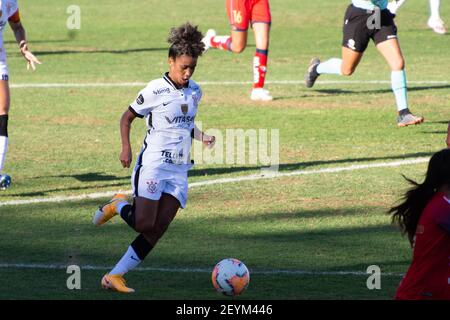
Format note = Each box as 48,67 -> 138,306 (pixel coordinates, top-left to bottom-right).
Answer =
168,22 -> 204,59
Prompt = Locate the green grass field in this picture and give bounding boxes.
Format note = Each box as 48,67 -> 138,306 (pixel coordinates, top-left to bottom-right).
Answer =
0,0 -> 449,300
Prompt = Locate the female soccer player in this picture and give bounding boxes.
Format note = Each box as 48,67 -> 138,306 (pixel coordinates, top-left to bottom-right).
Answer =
305,0 -> 424,127
201,0 -> 273,101
0,0 -> 41,189
388,0 -> 447,34
92,23 -> 215,293
390,148 -> 450,299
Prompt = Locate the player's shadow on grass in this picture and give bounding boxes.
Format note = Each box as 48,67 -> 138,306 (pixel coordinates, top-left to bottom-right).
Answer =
23,47 -> 168,56
9,182 -> 128,197
31,172 -> 128,182
189,151 -> 434,177
10,172 -> 129,196
4,39 -> 73,44
315,84 -> 450,95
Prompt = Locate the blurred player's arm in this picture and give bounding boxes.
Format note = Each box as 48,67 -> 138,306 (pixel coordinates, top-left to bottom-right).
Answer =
193,124 -> 215,148
388,0 -> 406,15
119,109 -> 137,168
447,122 -> 450,148
8,10 -> 42,70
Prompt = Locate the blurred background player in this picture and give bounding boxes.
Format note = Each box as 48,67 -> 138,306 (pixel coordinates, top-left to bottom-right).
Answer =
92,23 -> 216,293
305,0 -> 424,127
0,0 -> 41,190
388,0 -> 447,34
202,0 -> 273,101
390,148 -> 450,299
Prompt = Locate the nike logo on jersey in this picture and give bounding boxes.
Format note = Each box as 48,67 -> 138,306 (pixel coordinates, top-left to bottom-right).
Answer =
162,101 -> 172,106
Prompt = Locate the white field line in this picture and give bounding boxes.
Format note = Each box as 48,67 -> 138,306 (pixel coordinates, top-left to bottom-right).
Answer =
8,80 -> 450,88
0,263 -> 404,277
0,157 -> 429,207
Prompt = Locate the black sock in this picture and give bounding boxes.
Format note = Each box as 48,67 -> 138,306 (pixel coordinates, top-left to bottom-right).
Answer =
131,234 -> 153,260
399,108 -> 410,116
0,115 -> 8,137
119,203 -> 135,228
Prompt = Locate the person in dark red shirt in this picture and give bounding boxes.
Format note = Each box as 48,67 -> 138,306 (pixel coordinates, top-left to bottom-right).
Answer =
390,148 -> 450,300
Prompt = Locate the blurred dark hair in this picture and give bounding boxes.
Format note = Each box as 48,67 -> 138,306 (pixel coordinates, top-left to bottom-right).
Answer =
168,22 -> 204,59
389,149 -> 450,244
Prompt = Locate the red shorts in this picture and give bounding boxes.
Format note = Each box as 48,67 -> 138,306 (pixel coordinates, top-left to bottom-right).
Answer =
226,0 -> 271,31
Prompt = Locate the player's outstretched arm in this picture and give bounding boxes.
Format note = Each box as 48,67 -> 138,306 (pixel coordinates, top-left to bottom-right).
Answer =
388,0 -> 407,15
119,109 -> 136,168
9,21 -> 42,70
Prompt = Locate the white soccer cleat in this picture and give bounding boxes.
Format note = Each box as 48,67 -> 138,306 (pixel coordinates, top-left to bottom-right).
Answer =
201,29 -> 216,53
250,88 -> 273,101
428,17 -> 447,34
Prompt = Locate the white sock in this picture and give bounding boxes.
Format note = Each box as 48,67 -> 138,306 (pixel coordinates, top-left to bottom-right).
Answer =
429,0 -> 441,20
0,136 -> 8,172
116,201 -> 129,215
110,246 -> 142,275
316,58 -> 342,75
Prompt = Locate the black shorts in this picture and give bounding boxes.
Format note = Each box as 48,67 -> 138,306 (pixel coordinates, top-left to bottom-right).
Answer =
342,4 -> 398,52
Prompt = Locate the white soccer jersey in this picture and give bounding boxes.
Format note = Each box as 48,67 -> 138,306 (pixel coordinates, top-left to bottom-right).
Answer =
0,0 -> 19,62
129,73 -> 202,173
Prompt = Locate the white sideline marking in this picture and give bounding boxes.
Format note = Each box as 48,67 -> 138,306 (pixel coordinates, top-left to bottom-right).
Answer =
0,157 -> 429,206
9,80 -> 450,88
0,263 -> 404,277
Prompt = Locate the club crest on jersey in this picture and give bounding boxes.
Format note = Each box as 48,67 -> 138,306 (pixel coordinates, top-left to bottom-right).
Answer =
136,94 -> 144,105
146,179 -> 158,194
181,104 -> 188,115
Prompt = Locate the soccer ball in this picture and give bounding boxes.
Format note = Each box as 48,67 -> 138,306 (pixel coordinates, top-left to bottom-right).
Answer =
212,258 -> 250,296
0,174 -> 11,190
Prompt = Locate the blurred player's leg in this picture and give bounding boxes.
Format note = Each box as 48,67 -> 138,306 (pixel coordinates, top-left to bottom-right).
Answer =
203,0 -> 249,53
376,39 -> 424,126
0,79 -> 10,187
306,48 -> 362,88
202,28 -> 247,53
251,22 -> 272,101
428,0 -> 447,34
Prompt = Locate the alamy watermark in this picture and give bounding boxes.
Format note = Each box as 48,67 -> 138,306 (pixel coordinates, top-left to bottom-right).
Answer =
366,8 -> 381,30
166,122 -> 280,173
366,265 -> 381,290
66,5 -> 81,30
66,265 -> 81,290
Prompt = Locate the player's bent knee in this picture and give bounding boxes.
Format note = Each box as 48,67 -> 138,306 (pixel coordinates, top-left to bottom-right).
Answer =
392,60 -> 405,71
232,44 -> 246,54
341,68 -> 354,76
